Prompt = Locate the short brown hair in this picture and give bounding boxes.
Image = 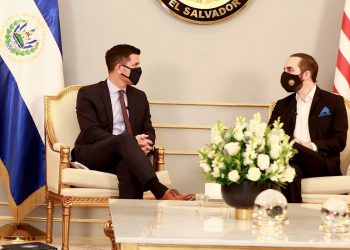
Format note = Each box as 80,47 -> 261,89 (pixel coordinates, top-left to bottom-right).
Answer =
290,53 -> 318,82
105,44 -> 141,72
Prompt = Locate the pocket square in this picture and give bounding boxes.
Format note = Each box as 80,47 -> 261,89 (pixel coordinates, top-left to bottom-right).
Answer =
319,106 -> 331,117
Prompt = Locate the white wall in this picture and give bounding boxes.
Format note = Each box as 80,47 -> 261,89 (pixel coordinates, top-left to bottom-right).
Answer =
0,0 -> 346,224
59,0 -> 344,101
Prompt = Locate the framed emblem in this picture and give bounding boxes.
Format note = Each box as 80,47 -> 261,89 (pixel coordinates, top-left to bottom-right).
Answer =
159,0 -> 250,25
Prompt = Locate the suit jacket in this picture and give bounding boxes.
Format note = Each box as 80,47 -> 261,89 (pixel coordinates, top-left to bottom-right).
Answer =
72,80 -> 155,161
269,86 -> 348,176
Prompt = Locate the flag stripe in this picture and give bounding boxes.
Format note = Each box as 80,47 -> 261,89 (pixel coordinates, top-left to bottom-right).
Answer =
342,12 -> 350,41
339,30 -> 350,63
333,0 -> 350,100
336,50 -> 350,85
334,68 -> 350,98
34,0 -> 62,52
0,59 -> 45,205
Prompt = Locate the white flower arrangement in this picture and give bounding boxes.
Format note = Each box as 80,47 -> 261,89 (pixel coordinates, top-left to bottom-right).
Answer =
199,113 -> 297,187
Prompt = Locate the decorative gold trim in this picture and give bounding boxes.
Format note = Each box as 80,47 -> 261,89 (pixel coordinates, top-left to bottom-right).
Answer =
47,191 -> 114,207
150,101 -> 269,108
165,151 -> 198,156
104,220 -> 119,250
0,215 -> 108,224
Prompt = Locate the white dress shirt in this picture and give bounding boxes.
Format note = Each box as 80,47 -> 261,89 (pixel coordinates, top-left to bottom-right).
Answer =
107,79 -> 128,135
294,84 -> 317,151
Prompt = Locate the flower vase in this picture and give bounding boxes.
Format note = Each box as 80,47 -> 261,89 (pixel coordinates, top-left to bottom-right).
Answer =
221,181 -> 269,220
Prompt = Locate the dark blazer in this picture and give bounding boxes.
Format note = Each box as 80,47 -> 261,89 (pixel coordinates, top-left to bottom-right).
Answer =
269,86 -> 348,176
72,80 -> 155,161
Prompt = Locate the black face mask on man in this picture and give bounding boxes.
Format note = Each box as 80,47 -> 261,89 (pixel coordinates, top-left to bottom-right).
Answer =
280,71 -> 304,93
122,65 -> 142,85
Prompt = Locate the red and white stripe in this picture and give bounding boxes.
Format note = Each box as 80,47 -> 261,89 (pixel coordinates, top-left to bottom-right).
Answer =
334,0 -> 350,99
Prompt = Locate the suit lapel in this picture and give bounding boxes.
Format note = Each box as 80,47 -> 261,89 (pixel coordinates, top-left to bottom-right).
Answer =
285,96 -> 297,136
126,85 -> 136,131
308,86 -> 322,140
100,80 -> 113,132
309,86 -> 322,116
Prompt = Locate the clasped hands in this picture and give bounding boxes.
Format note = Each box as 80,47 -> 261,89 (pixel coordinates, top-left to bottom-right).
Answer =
293,138 -> 315,151
135,134 -> 153,155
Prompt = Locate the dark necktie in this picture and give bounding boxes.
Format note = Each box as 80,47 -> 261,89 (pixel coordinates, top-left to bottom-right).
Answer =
119,90 -> 132,134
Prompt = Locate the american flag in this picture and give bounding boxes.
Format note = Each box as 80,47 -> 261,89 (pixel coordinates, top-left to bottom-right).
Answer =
334,0 -> 350,99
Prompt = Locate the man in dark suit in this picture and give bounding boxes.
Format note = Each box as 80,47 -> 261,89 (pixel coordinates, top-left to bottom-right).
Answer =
269,53 -> 348,203
72,44 -> 195,200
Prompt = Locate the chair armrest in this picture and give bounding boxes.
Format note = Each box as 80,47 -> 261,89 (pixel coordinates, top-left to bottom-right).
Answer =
48,142 -> 72,194
153,146 -> 165,171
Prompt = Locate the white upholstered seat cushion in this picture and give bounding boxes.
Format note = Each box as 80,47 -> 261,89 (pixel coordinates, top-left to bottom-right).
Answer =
301,176 -> 350,194
62,168 -> 171,190
61,188 -> 118,197
302,193 -> 350,204
62,168 -> 118,189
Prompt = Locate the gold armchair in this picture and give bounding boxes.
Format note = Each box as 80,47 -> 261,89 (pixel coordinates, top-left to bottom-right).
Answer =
269,99 -> 350,206
44,85 -> 169,250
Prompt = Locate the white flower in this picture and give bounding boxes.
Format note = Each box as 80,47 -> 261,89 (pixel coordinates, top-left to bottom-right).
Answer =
224,142 -> 240,156
200,161 -> 211,173
210,122 -> 224,144
270,146 -> 281,159
212,167 -> 220,177
211,133 -> 223,145
267,162 -> 279,174
217,162 -> 225,169
247,167 -> 261,181
269,134 -> 280,145
228,170 -> 240,182
234,130 -> 244,141
283,166 -> 296,182
207,151 -> 214,159
257,154 -> 270,170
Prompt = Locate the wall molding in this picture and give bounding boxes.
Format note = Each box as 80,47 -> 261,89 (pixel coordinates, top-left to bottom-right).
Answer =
154,124 -> 211,130
150,101 -> 269,108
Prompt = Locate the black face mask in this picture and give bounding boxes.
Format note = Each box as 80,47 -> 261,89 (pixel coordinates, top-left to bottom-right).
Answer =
122,65 -> 142,85
280,71 -> 305,93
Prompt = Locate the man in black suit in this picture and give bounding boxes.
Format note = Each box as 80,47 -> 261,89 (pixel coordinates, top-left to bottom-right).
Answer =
269,53 -> 348,203
72,44 -> 195,200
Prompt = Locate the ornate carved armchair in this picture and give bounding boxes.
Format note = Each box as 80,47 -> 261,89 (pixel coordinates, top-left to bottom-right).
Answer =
269,99 -> 350,206
44,85 -> 170,250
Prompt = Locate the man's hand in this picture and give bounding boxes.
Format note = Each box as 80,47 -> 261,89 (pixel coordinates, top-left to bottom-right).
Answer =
135,134 -> 153,155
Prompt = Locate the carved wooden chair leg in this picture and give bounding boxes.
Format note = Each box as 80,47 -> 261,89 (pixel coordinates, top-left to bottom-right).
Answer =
46,199 -> 54,243
62,205 -> 71,250
104,220 -> 119,250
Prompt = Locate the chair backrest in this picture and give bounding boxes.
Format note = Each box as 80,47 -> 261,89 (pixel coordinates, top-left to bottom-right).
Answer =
340,99 -> 350,175
45,85 -> 83,149
268,98 -> 350,175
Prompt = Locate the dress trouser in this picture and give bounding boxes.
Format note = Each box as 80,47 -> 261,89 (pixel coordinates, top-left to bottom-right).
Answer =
283,142 -> 329,203
76,133 -> 157,199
